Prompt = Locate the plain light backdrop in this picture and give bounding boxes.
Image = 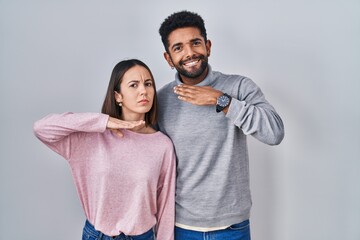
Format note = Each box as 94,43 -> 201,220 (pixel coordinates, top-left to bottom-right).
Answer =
1,0 -> 359,239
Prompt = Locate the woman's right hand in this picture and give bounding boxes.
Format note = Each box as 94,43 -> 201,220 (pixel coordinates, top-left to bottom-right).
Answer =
106,117 -> 145,137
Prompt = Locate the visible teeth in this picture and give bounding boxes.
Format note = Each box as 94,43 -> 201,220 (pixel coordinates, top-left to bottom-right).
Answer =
184,59 -> 199,67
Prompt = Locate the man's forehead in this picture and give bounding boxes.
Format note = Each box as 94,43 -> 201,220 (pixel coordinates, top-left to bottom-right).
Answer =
168,27 -> 203,44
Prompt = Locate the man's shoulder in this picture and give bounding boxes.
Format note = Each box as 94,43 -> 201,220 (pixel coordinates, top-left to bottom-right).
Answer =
213,70 -> 249,82
211,70 -> 261,97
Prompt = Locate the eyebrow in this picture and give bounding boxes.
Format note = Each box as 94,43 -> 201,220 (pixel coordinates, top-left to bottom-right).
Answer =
171,38 -> 203,50
127,79 -> 152,85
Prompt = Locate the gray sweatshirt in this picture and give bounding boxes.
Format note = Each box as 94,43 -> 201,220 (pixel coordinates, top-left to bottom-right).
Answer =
157,65 -> 284,228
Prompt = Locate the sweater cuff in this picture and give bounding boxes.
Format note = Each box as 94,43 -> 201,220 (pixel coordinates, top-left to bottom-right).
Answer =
225,98 -> 244,123
98,114 -> 110,133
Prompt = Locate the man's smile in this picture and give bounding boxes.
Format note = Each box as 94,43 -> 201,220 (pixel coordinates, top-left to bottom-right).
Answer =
182,58 -> 200,67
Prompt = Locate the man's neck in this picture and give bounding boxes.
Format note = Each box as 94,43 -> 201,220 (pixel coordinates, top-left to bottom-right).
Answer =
180,67 -> 209,85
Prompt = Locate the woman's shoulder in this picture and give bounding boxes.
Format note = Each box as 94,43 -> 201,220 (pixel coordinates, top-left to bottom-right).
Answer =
153,131 -> 174,149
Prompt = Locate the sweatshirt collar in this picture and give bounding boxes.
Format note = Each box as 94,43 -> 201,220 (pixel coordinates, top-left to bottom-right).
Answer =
174,64 -> 215,87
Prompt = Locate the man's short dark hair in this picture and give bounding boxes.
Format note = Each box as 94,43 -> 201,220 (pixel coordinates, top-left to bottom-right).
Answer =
159,10 -> 207,52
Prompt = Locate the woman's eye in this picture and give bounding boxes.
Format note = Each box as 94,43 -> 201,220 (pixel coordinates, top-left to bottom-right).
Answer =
145,82 -> 153,87
130,83 -> 138,88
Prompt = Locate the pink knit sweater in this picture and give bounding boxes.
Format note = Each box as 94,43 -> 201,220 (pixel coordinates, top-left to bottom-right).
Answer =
33,112 -> 175,239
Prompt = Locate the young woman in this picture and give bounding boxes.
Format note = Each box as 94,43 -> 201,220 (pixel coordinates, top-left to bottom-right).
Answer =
34,59 -> 175,240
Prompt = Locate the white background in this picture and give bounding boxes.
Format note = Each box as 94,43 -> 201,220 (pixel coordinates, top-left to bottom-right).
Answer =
1,1 -> 359,239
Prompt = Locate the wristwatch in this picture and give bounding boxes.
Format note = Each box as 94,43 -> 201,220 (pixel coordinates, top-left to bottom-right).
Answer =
216,93 -> 231,113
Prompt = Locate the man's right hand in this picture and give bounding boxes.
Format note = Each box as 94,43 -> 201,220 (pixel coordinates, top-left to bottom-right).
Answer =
106,117 -> 145,137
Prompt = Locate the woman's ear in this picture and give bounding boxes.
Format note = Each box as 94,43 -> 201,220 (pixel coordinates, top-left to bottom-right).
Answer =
114,91 -> 123,104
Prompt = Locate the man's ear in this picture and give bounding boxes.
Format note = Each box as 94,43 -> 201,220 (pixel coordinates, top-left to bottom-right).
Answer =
114,91 -> 123,103
164,52 -> 175,68
206,39 -> 212,57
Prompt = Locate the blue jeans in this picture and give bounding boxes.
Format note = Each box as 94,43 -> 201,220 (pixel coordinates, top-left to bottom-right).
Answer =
82,220 -> 155,240
175,220 -> 251,240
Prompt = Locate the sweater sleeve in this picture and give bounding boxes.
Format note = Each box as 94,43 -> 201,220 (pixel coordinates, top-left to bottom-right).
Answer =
226,77 -> 285,145
33,112 -> 109,160
155,144 -> 176,240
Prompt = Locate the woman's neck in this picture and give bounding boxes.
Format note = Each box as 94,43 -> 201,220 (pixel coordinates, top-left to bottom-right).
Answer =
120,112 -> 145,122
120,113 -> 156,134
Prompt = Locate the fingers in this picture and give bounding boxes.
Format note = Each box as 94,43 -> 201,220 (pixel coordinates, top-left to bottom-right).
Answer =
107,117 -> 145,130
129,120 -> 146,130
173,84 -> 198,95
173,85 -> 197,103
173,84 -> 220,105
122,120 -> 145,129
109,120 -> 145,138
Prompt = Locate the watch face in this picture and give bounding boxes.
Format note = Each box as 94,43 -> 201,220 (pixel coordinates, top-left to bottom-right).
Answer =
218,95 -> 230,107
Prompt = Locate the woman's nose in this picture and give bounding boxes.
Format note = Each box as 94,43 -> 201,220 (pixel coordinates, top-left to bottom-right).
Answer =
139,84 -> 147,95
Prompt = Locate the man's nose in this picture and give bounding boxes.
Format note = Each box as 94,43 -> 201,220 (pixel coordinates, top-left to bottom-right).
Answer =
183,44 -> 195,58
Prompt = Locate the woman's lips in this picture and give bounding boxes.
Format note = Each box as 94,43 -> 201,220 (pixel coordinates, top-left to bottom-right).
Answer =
138,99 -> 149,104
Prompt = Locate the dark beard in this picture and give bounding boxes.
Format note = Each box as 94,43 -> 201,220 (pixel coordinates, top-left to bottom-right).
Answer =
175,55 -> 208,79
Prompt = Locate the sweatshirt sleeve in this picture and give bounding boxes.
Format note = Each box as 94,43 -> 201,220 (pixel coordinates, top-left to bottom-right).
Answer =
33,112 -> 109,160
226,77 -> 285,145
155,143 -> 176,240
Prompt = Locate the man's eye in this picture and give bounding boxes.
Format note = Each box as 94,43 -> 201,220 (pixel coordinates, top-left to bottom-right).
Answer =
174,46 -> 181,52
193,41 -> 201,46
